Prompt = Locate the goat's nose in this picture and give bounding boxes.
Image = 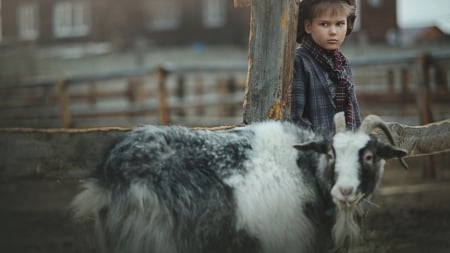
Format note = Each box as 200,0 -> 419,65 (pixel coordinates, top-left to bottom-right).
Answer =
339,186 -> 353,197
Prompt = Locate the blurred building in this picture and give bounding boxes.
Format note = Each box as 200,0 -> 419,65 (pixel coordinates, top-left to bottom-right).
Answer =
0,0 -> 250,49
355,0 -> 398,42
0,0 -> 447,49
353,0 -> 449,46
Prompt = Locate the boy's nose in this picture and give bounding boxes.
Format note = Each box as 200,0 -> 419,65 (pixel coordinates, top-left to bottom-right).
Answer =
329,27 -> 337,34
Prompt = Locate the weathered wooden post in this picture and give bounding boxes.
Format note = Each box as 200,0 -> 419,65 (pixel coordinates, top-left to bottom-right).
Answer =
434,62 -> 449,95
88,82 -> 97,107
56,79 -> 72,128
236,0 -> 300,123
156,66 -> 170,125
400,67 -> 410,94
387,69 -> 394,92
417,53 -> 436,178
175,75 -> 186,118
417,53 -> 433,125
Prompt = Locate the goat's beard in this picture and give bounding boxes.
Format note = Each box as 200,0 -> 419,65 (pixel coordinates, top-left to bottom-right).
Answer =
332,195 -> 366,249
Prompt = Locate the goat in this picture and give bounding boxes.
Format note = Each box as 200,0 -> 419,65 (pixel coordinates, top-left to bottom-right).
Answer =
71,113 -> 408,253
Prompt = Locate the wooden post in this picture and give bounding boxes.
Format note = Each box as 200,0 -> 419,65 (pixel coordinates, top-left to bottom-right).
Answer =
157,66 -> 170,125
387,69 -> 394,92
400,67 -> 409,94
126,78 -> 137,104
434,62 -> 449,95
241,0 -> 300,123
227,76 -> 238,116
175,75 -> 186,118
56,79 -> 72,128
88,82 -> 97,107
195,76 -> 205,117
417,53 -> 433,125
417,53 -> 435,178
218,78 -> 228,117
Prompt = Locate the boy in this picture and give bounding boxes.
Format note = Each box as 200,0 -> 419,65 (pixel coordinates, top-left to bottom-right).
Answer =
291,0 -> 361,131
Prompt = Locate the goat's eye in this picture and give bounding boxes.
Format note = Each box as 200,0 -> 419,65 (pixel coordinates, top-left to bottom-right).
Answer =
363,150 -> 374,166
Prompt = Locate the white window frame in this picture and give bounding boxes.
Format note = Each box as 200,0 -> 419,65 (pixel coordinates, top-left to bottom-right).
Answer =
202,0 -> 226,28
53,0 -> 90,38
18,2 -> 39,41
148,0 -> 181,31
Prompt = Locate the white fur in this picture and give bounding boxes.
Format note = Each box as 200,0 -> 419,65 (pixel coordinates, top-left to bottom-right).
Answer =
331,132 -> 370,203
71,179 -> 111,221
225,122 -> 316,253
331,132 -> 371,248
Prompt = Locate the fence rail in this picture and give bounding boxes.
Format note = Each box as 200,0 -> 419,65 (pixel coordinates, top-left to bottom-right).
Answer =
0,51 -> 449,128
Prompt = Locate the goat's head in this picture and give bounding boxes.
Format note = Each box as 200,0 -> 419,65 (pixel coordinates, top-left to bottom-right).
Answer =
294,113 -> 408,248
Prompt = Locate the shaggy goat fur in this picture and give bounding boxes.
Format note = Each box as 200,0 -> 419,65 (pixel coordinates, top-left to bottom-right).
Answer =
72,116 -> 407,253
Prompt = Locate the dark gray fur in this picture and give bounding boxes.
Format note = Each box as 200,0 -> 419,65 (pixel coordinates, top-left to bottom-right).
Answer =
103,126 -> 258,252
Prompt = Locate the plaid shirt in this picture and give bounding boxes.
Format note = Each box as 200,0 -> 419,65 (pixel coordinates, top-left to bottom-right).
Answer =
290,47 -> 361,131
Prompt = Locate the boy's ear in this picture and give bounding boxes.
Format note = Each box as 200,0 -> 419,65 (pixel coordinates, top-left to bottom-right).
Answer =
304,20 -> 311,34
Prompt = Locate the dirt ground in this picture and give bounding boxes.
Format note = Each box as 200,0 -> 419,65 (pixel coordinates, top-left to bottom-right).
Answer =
1,155 -> 449,253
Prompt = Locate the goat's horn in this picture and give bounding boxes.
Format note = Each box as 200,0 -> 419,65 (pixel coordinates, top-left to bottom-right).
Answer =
359,115 -> 408,169
333,112 -> 346,133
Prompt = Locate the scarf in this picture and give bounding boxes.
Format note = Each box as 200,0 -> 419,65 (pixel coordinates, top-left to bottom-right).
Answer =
302,35 -> 355,130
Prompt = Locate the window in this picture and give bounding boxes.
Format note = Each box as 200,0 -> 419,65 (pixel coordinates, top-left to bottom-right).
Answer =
148,0 -> 181,31
53,0 -> 90,38
18,2 -> 39,40
202,0 -> 226,28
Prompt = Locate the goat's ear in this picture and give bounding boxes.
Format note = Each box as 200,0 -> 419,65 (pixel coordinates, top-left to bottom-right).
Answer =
378,144 -> 409,169
293,140 -> 331,154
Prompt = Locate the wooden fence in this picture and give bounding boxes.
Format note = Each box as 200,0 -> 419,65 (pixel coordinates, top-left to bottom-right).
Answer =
0,51 -> 449,128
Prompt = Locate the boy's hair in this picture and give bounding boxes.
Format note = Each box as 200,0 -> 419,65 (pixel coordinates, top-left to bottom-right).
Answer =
296,0 -> 356,43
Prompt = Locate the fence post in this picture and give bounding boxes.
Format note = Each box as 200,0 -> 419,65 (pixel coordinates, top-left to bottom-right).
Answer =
126,78 -> 137,104
387,69 -> 395,92
417,53 -> 433,126
434,62 -> 449,95
88,82 -> 97,107
56,79 -> 72,128
400,68 -> 410,94
175,75 -> 186,118
157,66 -> 170,125
417,53 -> 435,178
227,76 -> 238,116
242,0 -> 300,123
195,76 -> 205,117
218,78 -> 228,117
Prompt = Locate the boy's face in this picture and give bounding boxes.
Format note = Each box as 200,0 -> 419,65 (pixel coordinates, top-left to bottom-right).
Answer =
304,9 -> 348,51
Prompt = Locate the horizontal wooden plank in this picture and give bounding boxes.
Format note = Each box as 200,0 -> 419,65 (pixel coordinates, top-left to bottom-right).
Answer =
1,118 -> 449,180
0,127 -> 130,181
